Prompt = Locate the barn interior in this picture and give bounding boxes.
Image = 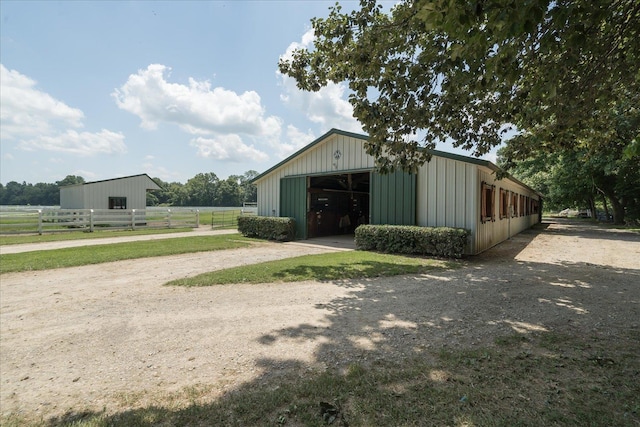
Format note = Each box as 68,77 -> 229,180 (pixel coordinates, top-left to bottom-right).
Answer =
307,172 -> 370,238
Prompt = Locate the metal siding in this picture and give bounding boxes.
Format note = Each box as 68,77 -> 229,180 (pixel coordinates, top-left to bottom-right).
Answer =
371,170 -> 415,225
416,157 -> 479,254
474,167 -> 541,254
454,162 -> 466,227
256,134 -> 376,219
445,160 -> 456,227
465,164 -> 477,242
60,186 -> 84,209
428,159 -> 438,224
280,176 -> 307,239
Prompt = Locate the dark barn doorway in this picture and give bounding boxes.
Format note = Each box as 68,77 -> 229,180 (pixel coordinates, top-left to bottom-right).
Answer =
307,172 -> 370,238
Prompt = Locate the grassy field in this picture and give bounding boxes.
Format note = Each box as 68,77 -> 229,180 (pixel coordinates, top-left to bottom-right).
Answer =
0,234 -> 254,273
167,251 -> 454,286
3,330 -> 637,426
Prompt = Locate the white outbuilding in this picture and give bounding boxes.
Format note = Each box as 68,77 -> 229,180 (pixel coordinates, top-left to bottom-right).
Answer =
253,129 -> 541,255
60,174 -> 161,210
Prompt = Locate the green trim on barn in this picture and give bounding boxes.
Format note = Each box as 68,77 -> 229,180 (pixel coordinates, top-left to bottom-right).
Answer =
370,170 -> 416,225
280,176 -> 307,239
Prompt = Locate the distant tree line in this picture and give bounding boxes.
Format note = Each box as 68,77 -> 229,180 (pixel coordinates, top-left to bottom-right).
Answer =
0,171 -> 259,207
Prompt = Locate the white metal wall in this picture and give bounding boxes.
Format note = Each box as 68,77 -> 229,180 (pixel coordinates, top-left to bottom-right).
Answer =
82,175 -> 155,209
474,167 -> 540,254
256,133 -> 376,217
416,156 -> 479,251
59,185 -> 85,209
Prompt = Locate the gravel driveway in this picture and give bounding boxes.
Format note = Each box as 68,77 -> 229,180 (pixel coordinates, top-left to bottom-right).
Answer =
1,220 -> 638,420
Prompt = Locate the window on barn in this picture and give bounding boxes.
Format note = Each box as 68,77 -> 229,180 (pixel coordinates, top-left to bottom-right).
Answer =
532,199 -> 539,214
511,192 -> 518,217
480,182 -> 495,224
499,188 -> 508,219
519,195 -> 525,216
109,197 -> 127,209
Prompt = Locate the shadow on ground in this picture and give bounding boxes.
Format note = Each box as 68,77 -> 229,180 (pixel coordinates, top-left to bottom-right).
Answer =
12,221 -> 640,426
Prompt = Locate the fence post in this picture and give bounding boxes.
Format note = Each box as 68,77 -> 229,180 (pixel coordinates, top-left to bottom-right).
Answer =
167,209 -> 171,228
131,209 -> 136,230
196,209 -> 200,228
90,209 -> 94,232
38,209 -> 43,235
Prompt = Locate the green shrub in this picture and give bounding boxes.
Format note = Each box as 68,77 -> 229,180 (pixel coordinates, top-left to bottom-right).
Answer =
354,224 -> 469,258
237,216 -> 296,241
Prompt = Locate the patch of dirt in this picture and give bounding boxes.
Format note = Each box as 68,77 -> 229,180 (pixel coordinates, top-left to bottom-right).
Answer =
1,220 -> 639,420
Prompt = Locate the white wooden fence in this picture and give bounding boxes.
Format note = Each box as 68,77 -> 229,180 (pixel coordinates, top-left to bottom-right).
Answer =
0,208 -> 199,235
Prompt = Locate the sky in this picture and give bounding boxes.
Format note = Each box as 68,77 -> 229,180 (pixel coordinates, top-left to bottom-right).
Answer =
0,0 -> 498,186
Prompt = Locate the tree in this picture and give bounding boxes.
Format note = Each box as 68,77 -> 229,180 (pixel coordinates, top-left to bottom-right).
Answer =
279,0 -> 640,172
216,177 -> 242,207
239,170 -> 259,203
501,89 -> 640,224
56,175 -> 85,187
499,138 -> 640,224
168,182 -> 190,206
185,173 -> 219,206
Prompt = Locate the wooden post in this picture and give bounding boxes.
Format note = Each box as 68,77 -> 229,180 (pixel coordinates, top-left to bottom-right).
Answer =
167,209 -> 171,228
90,209 -> 94,232
37,209 -> 43,235
131,209 -> 136,230
196,209 -> 200,229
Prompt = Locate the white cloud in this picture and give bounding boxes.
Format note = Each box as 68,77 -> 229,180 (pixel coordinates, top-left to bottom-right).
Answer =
18,129 -> 127,156
278,30 -> 362,134
141,162 -> 182,181
0,64 -> 127,156
280,125 -> 315,156
190,135 -> 269,163
112,63 -> 292,163
113,64 -> 282,139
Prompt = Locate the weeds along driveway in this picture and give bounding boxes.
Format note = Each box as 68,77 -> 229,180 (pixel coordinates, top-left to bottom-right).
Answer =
0,220 -> 638,421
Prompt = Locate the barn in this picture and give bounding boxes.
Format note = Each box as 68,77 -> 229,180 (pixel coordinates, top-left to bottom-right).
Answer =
60,174 -> 161,210
253,129 -> 541,255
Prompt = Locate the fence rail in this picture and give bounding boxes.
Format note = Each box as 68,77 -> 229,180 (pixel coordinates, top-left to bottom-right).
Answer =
211,208 -> 257,229
0,208 -> 199,235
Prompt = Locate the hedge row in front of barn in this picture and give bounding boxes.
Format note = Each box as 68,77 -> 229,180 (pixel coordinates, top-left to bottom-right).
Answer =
237,216 -> 296,242
355,224 -> 469,258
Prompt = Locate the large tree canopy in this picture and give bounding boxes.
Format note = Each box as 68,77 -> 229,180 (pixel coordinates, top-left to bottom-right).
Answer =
279,0 -> 640,172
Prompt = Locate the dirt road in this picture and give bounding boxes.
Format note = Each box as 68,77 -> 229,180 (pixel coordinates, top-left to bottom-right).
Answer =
1,220 -> 638,420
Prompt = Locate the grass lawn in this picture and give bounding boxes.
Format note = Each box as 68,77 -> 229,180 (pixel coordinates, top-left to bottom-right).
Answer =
0,227 -> 194,246
0,234 -> 254,273
166,251 -> 456,286
3,331 -> 637,426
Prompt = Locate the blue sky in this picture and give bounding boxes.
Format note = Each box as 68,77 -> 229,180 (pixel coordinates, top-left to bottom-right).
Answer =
1,0 -> 498,185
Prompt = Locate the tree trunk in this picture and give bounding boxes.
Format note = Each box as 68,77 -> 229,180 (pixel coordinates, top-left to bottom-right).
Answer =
588,198 -> 597,221
607,195 -> 626,225
601,193 -> 610,221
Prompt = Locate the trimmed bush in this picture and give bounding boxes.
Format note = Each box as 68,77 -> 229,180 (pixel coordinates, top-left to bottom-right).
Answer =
237,216 -> 296,242
355,224 -> 469,258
